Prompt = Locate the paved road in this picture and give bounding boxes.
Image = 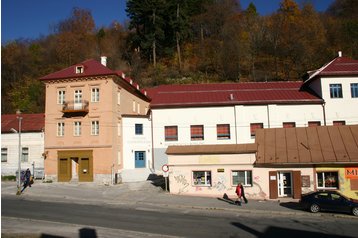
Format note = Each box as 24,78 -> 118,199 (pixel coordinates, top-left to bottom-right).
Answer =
2,197 -> 358,238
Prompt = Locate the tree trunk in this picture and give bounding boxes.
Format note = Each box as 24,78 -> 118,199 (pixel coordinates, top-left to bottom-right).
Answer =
176,3 -> 182,71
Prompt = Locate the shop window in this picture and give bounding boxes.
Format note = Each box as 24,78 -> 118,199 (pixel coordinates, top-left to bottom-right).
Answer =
232,170 -> 252,186
191,125 -> 204,141
250,123 -> 263,139
165,126 -> 178,141
193,171 -> 211,186
317,171 -> 339,189
217,124 -> 230,140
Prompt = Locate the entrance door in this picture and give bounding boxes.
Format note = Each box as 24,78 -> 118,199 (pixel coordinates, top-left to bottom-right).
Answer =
134,151 -> 146,168
58,158 -> 71,182
278,172 -> 292,197
79,157 -> 93,182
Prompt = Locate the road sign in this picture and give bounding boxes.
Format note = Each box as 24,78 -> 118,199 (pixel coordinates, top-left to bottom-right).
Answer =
162,164 -> 169,172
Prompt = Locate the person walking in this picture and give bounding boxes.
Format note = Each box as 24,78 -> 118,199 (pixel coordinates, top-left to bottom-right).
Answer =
235,183 -> 242,206
21,168 -> 32,192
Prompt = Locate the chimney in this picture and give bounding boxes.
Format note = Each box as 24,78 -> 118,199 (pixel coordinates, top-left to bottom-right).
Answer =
338,51 -> 342,57
101,56 -> 107,66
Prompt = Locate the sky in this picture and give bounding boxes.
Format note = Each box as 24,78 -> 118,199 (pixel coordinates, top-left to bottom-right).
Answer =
1,0 -> 335,45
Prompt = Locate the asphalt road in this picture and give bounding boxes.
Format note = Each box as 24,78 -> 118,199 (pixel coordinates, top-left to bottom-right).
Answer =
2,196 -> 358,238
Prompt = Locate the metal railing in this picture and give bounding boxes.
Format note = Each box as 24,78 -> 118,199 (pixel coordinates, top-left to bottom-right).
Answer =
62,100 -> 89,113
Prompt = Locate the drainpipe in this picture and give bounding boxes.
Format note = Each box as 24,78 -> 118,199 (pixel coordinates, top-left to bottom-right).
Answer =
233,106 -> 238,144
267,105 -> 271,128
322,102 -> 327,126
150,111 -> 155,171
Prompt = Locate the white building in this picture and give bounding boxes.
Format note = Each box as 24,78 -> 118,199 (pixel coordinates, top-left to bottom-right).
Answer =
1,113 -> 45,178
121,114 -> 153,182
147,53 -> 358,172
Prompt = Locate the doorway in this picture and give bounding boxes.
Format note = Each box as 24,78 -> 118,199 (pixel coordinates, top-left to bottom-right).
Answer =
134,151 -> 146,168
278,172 -> 292,197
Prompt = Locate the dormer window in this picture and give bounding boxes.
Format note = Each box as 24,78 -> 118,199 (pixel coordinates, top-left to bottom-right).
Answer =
75,65 -> 84,74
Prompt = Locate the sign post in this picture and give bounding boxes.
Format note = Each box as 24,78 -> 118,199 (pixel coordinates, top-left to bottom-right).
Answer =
162,164 -> 169,192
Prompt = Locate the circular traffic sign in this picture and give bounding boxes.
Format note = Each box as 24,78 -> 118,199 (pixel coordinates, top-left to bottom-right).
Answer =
162,164 -> 169,172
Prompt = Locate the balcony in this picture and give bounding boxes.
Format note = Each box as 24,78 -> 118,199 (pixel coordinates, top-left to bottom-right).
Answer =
62,100 -> 89,116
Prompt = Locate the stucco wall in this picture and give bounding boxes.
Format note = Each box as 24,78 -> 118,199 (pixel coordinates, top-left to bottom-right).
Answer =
1,132 -> 44,176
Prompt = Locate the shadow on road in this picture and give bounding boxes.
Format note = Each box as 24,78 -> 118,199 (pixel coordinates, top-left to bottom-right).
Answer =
279,202 -> 305,211
231,222 -> 352,238
147,174 -> 166,190
217,193 -> 239,205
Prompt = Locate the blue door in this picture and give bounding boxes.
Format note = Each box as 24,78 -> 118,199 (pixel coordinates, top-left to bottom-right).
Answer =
135,151 -> 146,168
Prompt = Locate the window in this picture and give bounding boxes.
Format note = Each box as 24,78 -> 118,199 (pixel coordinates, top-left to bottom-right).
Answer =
74,90 -> 82,103
91,88 -> 100,102
333,121 -> 345,126
217,124 -> 230,139
57,122 -> 65,136
193,171 -> 211,186
165,126 -> 178,141
75,65 -> 84,74
232,170 -> 252,186
317,171 -> 339,189
91,121 -> 99,135
283,122 -> 296,128
1,148 -> 8,162
308,121 -> 321,127
351,83 -> 358,98
191,125 -> 204,140
135,124 -> 143,135
250,123 -> 263,139
329,84 -> 343,98
57,90 -> 66,104
22,147 -> 29,162
74,121 -> 81,136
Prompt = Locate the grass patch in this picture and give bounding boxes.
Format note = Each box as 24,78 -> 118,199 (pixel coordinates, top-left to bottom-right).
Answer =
1,175 -> 16,181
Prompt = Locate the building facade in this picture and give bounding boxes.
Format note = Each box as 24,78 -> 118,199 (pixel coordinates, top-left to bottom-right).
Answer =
1,113 -> 45,178
40,57 -> 150,183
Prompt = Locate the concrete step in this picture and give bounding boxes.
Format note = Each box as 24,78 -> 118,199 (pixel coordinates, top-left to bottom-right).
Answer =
119,168 -> 154,183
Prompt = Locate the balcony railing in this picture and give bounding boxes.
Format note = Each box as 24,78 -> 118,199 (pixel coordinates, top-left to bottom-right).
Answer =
62,100 -> 89,113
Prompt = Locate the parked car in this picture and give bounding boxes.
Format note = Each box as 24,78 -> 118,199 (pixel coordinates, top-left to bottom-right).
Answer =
300,190 -> 358,216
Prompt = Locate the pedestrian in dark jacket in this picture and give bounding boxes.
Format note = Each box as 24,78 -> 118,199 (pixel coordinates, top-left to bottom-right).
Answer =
21,168 -> 32,192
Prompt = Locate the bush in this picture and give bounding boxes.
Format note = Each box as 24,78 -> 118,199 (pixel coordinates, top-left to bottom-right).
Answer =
2,175 -> 16,181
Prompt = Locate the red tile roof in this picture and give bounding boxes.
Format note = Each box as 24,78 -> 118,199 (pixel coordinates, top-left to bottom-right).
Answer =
304,56 -> 358,84
39,59 -> 115,81
147,82 -> 322,108
39,59 -> 150,101
1,113 -> 45,133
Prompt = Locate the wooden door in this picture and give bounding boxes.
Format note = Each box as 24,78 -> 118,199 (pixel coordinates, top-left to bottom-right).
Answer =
292,171 -> 302,199
79,157 -> 93,182
58,158 -> 71,182
269,171 -> 278,199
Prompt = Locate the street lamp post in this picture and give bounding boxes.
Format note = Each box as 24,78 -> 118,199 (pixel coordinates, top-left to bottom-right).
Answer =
16,110 -> 22,195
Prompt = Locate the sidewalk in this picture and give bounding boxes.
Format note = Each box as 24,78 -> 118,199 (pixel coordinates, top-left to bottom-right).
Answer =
0,180 -> 314,217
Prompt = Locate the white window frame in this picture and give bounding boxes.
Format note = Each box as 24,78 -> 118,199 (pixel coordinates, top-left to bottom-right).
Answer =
135,124 -> 143,135
91,121 -> 99,135
351,83 -> 358,98
232,170 -> 252,186
75,65 -> 84,74
1,148 -> 8,162
329,84 -> 343,98
91,87 -> 100,102
193,171 -> 211,186
21,147 -> 29,162
57,90 -> 66,104
57,122 -> 65,136
74,121 -> 82,136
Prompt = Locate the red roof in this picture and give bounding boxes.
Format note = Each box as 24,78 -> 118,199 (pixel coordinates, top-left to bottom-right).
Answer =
147,82 -> 322,108
39,59 -> 115,81
1,113 -> 45,133
304,56 -> 358,84
39,59 -> 150,101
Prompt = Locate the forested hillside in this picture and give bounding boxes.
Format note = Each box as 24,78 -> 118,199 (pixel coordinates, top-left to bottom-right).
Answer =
1,0 -> 357,114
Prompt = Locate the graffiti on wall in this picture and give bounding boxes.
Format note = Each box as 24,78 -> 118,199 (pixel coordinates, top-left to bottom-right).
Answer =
211,175 -> 227,192
174,174 -> 189,194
